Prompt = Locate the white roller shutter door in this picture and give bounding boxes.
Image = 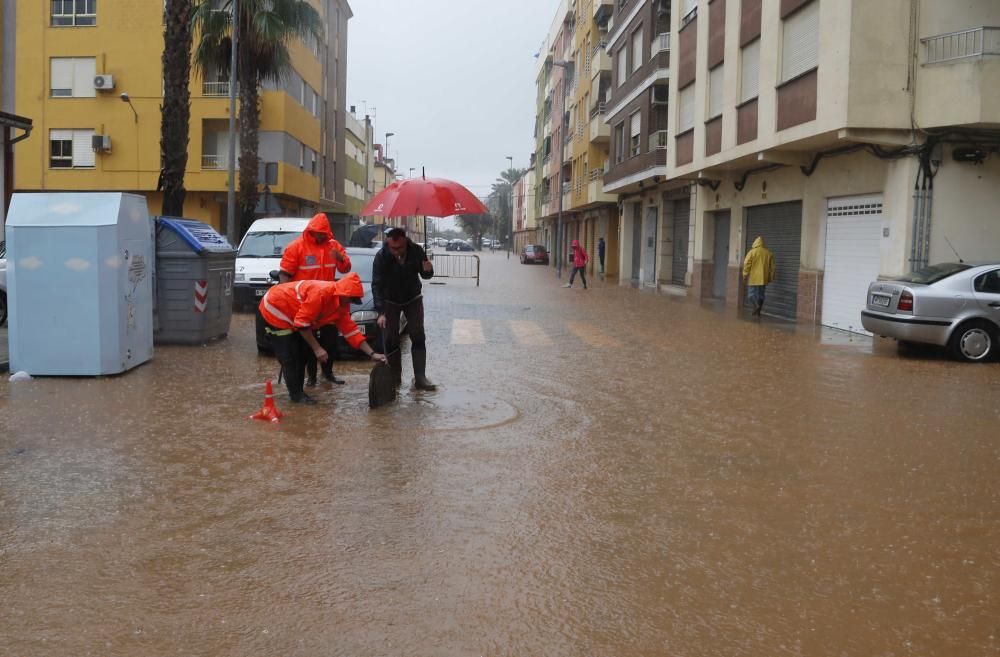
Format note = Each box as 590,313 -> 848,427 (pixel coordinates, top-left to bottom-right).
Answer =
821,195 -> 883,335
781,0 -> 819,82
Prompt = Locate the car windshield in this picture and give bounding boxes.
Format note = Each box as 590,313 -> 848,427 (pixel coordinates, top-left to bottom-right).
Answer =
350,254 -> 375,282
238,231 -> 300,258
895,263 -> 971,285
532,245 -> 546,251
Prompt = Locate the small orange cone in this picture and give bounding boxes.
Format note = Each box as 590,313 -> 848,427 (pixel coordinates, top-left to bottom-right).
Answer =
251,379 -> 283,423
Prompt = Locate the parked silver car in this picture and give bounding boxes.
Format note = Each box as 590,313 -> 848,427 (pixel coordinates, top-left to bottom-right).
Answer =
861,262 -> 1000,362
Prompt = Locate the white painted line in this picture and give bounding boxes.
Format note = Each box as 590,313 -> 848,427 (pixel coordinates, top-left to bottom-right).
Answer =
451,319 -> 485,345
566,321 -> 621,348
508,320 -> 553,347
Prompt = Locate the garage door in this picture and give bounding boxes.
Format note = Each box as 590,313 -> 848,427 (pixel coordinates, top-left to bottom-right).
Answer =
745,202 -> 802,320
822,195 -> 883,335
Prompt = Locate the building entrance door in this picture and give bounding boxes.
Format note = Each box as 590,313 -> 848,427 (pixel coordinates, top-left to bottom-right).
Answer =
631,203 -> 642,280
713,210 -> 731,299
642,206 -> 658,286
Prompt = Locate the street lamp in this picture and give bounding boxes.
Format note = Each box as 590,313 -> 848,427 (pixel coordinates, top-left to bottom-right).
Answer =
226,0 -> 239,245
383,131 -> 395,192
552,60 -> 572,278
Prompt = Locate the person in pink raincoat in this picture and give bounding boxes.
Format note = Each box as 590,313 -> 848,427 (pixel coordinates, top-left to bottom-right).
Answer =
563,239 -> 590,290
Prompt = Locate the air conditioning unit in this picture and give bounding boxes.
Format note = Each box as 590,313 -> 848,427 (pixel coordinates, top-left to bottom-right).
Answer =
93,74 -> 115,91
92,135 -> 112,153
652,85 -> 669,105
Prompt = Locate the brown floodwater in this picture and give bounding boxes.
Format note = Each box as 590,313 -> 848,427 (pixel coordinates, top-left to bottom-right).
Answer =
2,252 -> 998,657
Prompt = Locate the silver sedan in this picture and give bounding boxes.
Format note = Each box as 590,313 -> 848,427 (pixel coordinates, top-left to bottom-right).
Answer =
861,263 -> 1000,362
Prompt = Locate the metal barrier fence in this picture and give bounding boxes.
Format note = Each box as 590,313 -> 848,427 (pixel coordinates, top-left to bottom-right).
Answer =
429,253 -> 480,286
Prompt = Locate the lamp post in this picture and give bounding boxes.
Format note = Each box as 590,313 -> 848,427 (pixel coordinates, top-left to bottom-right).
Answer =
552,60 -> 571,278
120,93 -> 139,191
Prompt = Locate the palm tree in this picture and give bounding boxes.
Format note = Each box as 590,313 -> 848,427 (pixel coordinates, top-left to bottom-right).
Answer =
488,167 -> 527,247
193,0 -> 323,236
160,0 -> 195,217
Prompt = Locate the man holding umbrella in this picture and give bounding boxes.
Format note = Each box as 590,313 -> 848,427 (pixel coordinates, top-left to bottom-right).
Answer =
373,227 -> 437,391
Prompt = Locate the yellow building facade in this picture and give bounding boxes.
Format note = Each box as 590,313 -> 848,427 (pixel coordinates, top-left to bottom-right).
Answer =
14,0 -> 349,233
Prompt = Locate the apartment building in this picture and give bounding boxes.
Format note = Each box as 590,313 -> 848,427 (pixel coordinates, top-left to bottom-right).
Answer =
533,0 -> 620,278
512,166 -> 537,251
343,109 -> 372,216
661,0 -> 1000,331
11,0 -> 351,235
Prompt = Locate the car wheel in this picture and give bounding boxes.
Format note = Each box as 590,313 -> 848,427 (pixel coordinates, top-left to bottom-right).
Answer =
948,320 -> 996,362
0,290 -> 6,326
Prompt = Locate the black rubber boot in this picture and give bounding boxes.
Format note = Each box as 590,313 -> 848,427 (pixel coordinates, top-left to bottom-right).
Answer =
321,366 -> 346,385
412,349 -> 437,391
389,350 -> 403,388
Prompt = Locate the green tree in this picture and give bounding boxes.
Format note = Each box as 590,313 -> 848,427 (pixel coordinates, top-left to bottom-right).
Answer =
488,167 -> 527,247
193,0 -> 323,237
160,0 -> 195,217
457,214 -> 490,250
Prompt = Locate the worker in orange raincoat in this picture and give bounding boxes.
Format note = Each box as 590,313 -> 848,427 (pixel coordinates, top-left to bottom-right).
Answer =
259,274 -> 385,405
279,213 -> 352,386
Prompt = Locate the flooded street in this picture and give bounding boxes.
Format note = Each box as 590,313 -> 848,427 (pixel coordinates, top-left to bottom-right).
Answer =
2,252 -> 998,657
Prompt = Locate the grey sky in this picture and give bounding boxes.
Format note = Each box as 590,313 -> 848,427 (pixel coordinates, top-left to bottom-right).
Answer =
346,0 -> 560,204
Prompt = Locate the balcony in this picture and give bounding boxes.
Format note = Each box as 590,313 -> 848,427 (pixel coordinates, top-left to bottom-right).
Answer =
922,27 -> 1000,64
587,169 -> 615,205
590,110 -> 610,143
651,33 -> 671,60
202,154 -> 237,170
648,130 -> 669,151
593,0 -> 612,23
603,148 -> 668,192
202,81 -> 232,97
591,46 -> 611,81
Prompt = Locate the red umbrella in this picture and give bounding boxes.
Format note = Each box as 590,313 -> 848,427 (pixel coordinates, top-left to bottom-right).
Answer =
360,177 -> 488,218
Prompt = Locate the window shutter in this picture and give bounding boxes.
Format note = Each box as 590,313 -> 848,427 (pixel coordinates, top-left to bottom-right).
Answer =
50,129 -> 73,142
740,39 -> 760,102
708,65 -> 724,118
632,29 -> 644,72
73,58 -> 96,97
72,130 -> 96,167
617,46 -> 628,86
630,111 -> 641,137
781,0 -> 819,82
678,85 -> 695,132
51,59 -> 74,96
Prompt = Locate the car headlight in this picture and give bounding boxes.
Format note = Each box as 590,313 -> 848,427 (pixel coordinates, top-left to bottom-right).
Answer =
235,273 -> 245,282
351,310 -> 378,322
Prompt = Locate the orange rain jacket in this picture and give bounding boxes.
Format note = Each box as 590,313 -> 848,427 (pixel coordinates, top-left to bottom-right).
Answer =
279,213 -> 351,282
259,277 -> 367,350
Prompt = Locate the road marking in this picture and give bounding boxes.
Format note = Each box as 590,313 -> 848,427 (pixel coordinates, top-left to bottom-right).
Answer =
566,321 -> 620,348
451,319 -> 485,345
508,320 -> 553,347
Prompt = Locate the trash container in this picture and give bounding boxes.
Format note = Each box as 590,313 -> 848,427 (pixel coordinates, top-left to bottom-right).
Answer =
6,192 -> 154,375
154,217 -> 236,344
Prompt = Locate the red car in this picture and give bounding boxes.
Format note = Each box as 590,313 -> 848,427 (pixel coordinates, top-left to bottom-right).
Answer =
520,244 -> 549,265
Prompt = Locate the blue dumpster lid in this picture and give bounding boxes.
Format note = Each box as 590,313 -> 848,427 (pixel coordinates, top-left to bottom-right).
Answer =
157,217 -> 233,254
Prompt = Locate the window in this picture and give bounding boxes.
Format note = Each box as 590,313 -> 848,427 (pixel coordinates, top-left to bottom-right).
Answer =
631,29 -> 644,73
49,129 -> 95,168
678,85 -> 695,132
51,0 -> 96,26
682,0 -> 697,19
708,65 -> 724,118
617,45 -> 628,86
614,122 -> 625,163
740,39 -> 760,102
50,57 -> 96,97
780,0 -> 819,83
629,111 -> 641,156
300,143 -> 306,169
975,270 -> 1000,294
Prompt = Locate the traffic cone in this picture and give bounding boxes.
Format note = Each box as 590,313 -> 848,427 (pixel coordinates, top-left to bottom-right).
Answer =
251,379 -> 283,423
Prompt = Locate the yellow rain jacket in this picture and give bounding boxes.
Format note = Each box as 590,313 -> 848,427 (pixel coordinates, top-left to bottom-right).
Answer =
742,237 -> 776,286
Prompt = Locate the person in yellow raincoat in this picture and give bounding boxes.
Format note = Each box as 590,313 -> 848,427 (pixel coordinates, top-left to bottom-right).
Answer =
742,236 -> 776,317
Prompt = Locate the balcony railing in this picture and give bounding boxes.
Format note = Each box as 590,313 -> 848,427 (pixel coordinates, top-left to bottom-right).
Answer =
651,33 -> 671,59
202,154 -> 237,170
589,101 -> 606,119
649,130 -> 669,151
922,27 -> 1000,64
202,81 -> 232,96
589,168 -> 602,181
592,38 -> 608,58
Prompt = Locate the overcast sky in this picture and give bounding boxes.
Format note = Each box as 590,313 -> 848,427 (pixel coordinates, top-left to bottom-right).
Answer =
346,0 -> 560,204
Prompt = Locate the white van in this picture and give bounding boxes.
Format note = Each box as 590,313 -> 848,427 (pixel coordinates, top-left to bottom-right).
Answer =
233,217 -> 310,309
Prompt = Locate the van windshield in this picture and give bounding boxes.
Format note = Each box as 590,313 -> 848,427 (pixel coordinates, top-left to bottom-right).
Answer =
238,231 -> 300,257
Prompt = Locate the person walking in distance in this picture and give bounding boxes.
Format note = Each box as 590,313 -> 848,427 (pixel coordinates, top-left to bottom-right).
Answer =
373,227 -> 437,391
279,213 -> 352,386
742,236 -> 776,317
563,239 -> 590,289
597,237 -> 606,274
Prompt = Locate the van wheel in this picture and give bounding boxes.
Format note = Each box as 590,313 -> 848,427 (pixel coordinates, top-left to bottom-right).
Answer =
948,320 -> 996,362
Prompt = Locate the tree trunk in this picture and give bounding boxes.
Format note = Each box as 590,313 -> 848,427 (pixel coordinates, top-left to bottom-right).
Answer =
237,40 -> 260,239
159,0 -> 194,217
